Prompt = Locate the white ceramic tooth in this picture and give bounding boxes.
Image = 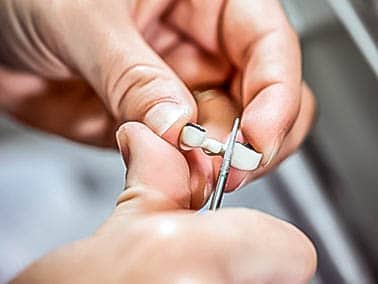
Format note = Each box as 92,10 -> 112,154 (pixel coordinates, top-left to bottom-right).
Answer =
231,142 -> 262,171
180,123 -> 224,154
180,123 -> 207,150
202,138 -> 224,154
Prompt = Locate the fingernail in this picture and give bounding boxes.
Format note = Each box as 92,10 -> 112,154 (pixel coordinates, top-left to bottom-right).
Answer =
115,124 -> 129,165
262,131 -> 286,167
144,103 -> 191,136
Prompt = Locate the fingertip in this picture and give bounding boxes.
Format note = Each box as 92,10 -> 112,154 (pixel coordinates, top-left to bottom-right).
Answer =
241,84 -> 300,166
117,121 -> 172,168
144,102 -> 195,137
241,120 -> 286,168
160,108 -> 197,147
116,121 -> 193,211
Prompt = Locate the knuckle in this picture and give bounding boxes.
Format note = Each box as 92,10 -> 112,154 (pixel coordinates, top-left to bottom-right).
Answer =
106,63 -> 182,120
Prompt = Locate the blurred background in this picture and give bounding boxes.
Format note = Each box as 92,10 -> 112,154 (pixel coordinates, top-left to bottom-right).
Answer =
0,0 -> 377,283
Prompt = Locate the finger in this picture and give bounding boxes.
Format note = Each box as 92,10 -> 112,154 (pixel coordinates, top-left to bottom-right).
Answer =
241,82 -> 316,182
38,1 -> 197,144
165,0 -> 223,54
163,0 -> 233,89
162,40 -> 231,90
183,145 -> 213,210
261,82 -> 316,173
200,209 -> 317,283
0,68 -> 117,147
142,19 -> 181,57
140,19 -> 231,90
115,122 -> 192,214
275,83 -> 316,161
167,0 -> 303,163
222,0 -> 302,164
118,208 -> 317,283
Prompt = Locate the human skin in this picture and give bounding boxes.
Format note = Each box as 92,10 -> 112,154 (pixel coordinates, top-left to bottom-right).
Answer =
11,122 -> 317,284
0,2 -> 317,281
0,0 -> 316,204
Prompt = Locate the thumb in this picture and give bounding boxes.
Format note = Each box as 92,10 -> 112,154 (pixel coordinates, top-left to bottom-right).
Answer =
115,122 -> 192,214
53,6 -> 197,143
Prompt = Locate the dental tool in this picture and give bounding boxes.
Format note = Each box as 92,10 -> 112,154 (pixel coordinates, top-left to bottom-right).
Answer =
209,117 -> 240,210
179,119 -> 263,209
180,123 -> 262,171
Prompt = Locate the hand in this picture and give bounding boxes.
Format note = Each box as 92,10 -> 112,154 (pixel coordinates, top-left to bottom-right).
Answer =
0,0 -> 316,204
12,123 -> 316,284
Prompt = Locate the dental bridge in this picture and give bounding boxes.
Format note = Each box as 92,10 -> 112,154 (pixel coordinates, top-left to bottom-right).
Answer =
180,118 -> 262,210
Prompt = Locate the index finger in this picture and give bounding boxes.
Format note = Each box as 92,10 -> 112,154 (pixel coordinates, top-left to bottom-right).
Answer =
166,0 -> 302,164
222,0 -> 302,164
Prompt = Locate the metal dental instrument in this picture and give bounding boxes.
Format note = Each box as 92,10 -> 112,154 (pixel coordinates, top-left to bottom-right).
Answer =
209,117 -> 240,211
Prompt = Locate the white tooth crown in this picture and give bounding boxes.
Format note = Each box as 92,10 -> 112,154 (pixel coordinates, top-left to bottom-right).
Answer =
231,142 -> 262,171
180,123 -> 207,149
180,123 -> 223,154
180,123 -> 262,171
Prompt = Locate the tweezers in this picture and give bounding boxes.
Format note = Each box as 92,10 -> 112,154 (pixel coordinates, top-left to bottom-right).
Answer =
209,117 -> 240,211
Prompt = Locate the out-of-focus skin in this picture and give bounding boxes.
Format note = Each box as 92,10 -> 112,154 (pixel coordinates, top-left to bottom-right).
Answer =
11,123 -> 317,284
0,0 -> 316,205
